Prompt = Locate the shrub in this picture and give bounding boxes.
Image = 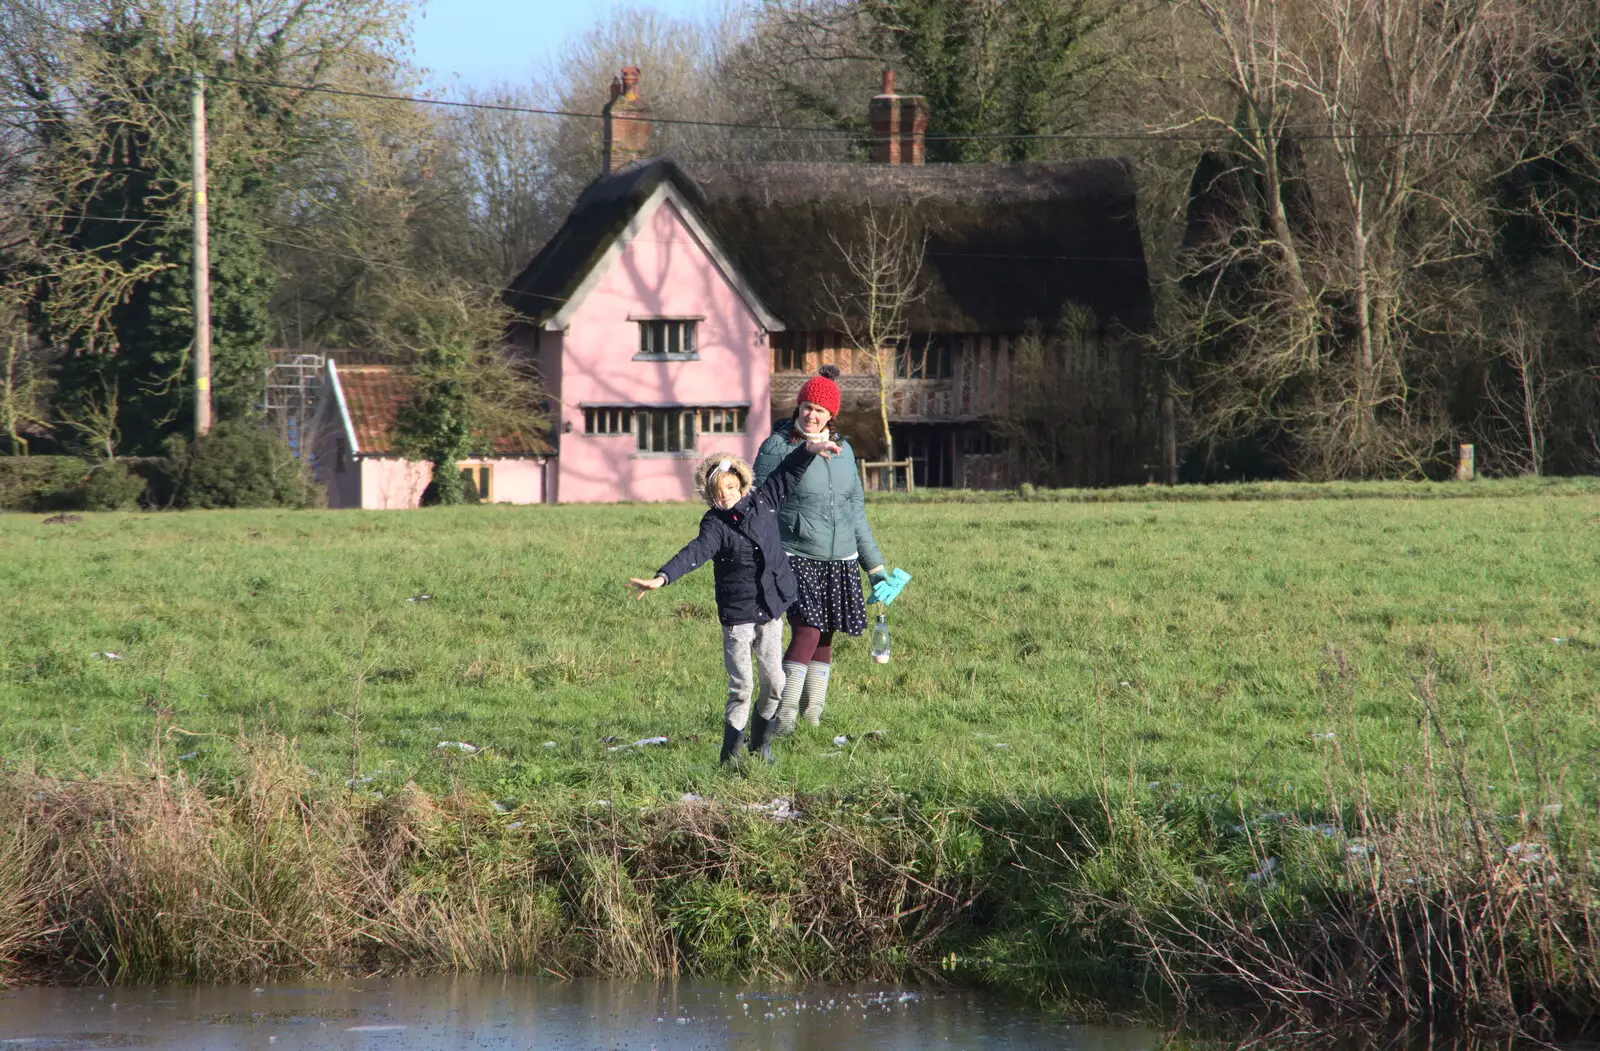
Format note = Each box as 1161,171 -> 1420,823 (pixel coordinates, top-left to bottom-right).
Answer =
76,461 -> 149,511
419,468 -> 481,507
170,421 -> 322,509
0,457 -> 92,511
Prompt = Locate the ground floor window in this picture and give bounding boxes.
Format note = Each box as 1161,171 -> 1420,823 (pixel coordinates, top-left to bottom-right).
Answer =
459,463 -> 492,501
585,407 -> 634,435
699,407 -> 747,435
636,408 -> 696,453
580,404 -> 749,454
891,423 -> 1004,489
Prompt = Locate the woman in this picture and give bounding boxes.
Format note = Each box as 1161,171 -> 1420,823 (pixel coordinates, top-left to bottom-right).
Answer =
752,364 -> 890,734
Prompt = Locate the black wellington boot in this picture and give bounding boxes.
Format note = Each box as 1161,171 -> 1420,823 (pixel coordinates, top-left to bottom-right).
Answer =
719,721 -> 747,765
746,710 -> 775,765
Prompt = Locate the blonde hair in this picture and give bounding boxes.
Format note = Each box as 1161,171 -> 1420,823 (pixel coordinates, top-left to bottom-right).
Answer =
693,454 -> 754,508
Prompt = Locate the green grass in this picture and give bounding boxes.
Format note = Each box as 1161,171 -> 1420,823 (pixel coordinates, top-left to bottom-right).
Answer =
2,481 -> 1597,1025
2,480 -> 1596,813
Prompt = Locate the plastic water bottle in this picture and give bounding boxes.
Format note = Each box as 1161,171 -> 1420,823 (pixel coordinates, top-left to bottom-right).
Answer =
870,613 -> 891,664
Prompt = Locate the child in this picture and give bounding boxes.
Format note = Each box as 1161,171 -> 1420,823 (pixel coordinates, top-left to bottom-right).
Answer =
628,438 -> 840,764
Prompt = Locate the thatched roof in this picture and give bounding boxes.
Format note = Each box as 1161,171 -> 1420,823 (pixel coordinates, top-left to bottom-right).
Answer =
506,157 -> 1151,334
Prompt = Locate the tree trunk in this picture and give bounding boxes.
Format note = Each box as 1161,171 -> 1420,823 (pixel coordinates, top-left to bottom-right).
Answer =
878,356 -> 895,492
1161,388 -> 1177,485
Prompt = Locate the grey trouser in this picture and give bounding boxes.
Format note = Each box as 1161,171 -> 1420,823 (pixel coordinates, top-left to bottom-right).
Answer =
722,619 -> 786,730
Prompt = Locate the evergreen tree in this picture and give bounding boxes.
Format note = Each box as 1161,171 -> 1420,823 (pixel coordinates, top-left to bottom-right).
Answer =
860,0 -> 1125,162
1,0 -> 406,456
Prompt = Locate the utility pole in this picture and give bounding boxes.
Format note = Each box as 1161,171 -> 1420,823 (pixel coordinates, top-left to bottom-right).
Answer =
191,72 -> 212,436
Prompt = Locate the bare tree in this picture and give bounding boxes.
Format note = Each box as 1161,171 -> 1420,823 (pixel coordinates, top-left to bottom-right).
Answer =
1512,5 -> 1600,288
267,75 -> 452,347
1483,309 -> 1555,476
0,290 -> 51,453
379,273 -> 548,503
989,307 -> 1128,486
60,376 -> 118,462
821,203 -> 926,485
0,0 -> 411,454
1146,0 -> 1571,479
440,85 -> 558,287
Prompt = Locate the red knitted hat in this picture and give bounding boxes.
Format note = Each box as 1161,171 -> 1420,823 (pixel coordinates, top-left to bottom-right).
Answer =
796,365 -> 841,417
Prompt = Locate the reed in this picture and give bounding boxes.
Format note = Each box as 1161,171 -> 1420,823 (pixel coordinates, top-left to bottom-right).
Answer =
0,738 -> 981,988
970,651 -> 1597,1037
0,680 -> 1590,1040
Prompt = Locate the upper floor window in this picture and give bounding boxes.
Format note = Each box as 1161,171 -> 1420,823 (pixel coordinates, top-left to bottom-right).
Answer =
636,318 -> 698,360
896,335 -> 954,380
774,333 -> 806,372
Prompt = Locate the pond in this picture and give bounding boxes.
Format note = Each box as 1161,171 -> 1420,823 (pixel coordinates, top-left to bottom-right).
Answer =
0,975 -> 1163,1050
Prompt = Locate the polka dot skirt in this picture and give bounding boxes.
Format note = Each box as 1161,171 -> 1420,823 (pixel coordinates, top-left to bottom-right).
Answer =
788,555 -> 868,636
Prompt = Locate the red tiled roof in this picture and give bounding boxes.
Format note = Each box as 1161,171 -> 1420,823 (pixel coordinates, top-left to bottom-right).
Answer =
332,361 -> 550,456
335,364 -> 411,454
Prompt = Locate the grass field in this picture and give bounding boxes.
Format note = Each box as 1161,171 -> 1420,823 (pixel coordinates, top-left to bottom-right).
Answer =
1,483 -> 1597,1024
2,483 -> 1596,807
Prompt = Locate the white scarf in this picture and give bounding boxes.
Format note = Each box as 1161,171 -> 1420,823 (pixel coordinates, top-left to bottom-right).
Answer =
796,425 -> 829,443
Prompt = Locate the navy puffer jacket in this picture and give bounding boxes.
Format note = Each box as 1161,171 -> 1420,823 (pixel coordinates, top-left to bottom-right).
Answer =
656,446 -> 816,625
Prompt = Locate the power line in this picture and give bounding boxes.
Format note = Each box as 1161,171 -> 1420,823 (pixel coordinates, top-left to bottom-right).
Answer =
9,72 -> 1592,145
21,210 -> 567,303
22,212 -> 1152,265
203,72 -> 1596,145
8,67 -> 1596,143
253,232 -> 567,304
206,73 -> 853,136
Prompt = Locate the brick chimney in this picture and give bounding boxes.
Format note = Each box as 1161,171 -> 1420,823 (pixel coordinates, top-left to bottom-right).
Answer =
867,69 -> 928,166
602,66 -> 651,174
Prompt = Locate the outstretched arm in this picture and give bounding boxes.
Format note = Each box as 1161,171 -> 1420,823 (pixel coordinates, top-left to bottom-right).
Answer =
631,516 -> 720,597
759,440 -> 840,506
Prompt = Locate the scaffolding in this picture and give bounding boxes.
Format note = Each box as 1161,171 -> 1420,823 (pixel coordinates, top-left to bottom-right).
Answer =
262,350 -> 325,460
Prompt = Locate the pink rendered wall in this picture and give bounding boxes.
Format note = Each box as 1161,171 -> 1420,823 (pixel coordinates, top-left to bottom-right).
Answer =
460,458 -> 548,504
350,457 -> 548,509
553,197 -> 771,503
507,325 -> 564,503
361,458 -> 430,510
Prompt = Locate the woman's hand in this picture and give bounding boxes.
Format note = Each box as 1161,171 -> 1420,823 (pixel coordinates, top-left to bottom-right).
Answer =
627,575 -> 666,599
804,439 -> 842,459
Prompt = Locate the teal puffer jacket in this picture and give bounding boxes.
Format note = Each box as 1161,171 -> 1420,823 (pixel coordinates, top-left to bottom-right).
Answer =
752,420 -> 885,570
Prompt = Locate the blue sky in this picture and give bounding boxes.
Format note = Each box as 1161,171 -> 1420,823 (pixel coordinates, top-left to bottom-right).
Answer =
411,0 -> 714,90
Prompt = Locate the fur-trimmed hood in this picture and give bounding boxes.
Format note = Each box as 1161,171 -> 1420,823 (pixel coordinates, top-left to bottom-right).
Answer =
693,453 -> 754,510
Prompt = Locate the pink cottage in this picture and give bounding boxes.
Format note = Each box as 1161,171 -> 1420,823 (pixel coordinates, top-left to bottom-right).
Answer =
507,67 -> 1154,499
503,67 -> 782,504
315,70 -> 1152,506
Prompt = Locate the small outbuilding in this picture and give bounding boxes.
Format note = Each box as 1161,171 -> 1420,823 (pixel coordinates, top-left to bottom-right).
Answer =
313,358 -> 553,509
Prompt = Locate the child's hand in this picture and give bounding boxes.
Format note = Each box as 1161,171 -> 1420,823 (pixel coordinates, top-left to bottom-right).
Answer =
627,575 -> 666,599
804,439 -> 842,459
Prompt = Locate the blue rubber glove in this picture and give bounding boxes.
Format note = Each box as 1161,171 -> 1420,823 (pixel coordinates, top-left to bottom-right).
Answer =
870,567 -> 912,606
